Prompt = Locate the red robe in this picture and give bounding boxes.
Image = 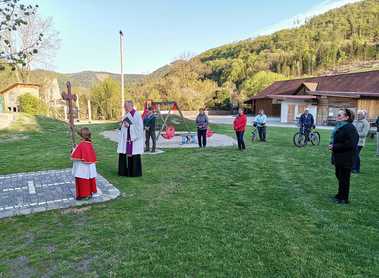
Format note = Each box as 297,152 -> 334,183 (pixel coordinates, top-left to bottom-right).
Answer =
71,140 -> 97,198
71,140 -> 97,163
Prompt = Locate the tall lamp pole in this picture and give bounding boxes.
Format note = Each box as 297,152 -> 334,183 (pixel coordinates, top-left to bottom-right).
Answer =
120,30 -> 125,115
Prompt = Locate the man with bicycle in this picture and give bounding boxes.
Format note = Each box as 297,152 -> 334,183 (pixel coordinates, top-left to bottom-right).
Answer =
299,108 -> 315,143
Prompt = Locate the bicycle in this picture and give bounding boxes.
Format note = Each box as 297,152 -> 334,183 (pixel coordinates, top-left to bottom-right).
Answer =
293,127 -> 320,147
251,123 -> 258,141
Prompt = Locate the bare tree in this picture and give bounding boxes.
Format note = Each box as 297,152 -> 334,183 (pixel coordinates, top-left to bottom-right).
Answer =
12,13 -> 60,82
0,0 -> 41,71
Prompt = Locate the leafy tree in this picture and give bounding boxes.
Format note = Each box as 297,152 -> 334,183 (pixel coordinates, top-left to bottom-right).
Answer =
18,93 -> 48,115
242,71 -> 287,98
90,78 -> 121,120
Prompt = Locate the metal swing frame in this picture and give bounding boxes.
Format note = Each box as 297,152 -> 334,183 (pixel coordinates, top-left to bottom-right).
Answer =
144,100 -> 192,141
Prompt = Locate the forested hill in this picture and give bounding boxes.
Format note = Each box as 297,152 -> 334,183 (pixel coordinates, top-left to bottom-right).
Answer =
133,0 -> 379,109
32,70 -> 145,90
197,0 -> 379,90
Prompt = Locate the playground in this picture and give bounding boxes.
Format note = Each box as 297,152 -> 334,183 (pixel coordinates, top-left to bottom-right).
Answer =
0,115 -> 378,276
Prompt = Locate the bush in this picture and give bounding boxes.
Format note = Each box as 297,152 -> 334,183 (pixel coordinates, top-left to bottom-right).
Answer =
18,93 -> 48,115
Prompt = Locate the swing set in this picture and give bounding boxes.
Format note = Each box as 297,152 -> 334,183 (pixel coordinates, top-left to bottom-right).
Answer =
143,100 -> 192,141
143,99 -> 214,144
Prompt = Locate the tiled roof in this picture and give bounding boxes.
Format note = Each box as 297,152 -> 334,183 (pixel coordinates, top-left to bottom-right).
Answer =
0,83 -> 40,95
246,70 -> 379,101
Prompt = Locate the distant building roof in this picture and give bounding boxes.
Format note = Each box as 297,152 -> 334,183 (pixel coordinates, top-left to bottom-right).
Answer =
0,83 -> 41,95
245,70 -> 379,102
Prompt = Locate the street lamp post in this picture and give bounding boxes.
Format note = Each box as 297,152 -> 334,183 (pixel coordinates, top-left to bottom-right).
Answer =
120,30 -> 125,116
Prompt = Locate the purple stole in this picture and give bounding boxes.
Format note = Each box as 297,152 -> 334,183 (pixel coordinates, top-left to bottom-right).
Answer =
126,109 -> 136,155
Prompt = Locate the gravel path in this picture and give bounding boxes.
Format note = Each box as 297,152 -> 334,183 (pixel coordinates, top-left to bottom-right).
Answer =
101,130 -> 236,149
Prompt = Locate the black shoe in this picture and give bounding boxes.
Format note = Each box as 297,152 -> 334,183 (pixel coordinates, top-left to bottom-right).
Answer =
334,194 -> 341,200
337,199 -> 349,204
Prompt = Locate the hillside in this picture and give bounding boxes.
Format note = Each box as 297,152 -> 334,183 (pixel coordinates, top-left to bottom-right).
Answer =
32,69 -> 145,90
134,0 -> 379,109
197,0 -> 379,89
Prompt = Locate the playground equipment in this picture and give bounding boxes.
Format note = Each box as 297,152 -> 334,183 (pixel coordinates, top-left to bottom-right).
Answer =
143,100 -> 193,143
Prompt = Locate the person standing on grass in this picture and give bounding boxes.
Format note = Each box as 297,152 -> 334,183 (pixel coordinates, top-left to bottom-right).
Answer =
352,110 -> 370,173
117,100 -> 144,177
71,127 -> 97,200
254,109 -> 267,142
329,109 -> 358,204
376,116 -> 379,156
233,108 -> 247,150
195,108 -> 209,148
144,107 -> 157,152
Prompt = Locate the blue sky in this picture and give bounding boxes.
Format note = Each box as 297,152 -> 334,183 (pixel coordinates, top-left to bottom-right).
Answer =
34,0 -> 361,74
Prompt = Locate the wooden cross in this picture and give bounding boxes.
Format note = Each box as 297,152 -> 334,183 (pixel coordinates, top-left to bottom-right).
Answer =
61,81 -> 77,149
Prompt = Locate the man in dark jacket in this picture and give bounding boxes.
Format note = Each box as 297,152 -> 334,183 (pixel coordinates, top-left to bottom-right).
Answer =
143,107 -> 156,152
299,108 -> 314,142
376,116 -> 379,156
329,109 -> 359,204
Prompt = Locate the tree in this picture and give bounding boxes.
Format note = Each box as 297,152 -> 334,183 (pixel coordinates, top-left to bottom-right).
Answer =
11,13 -> 59,82
0,0 -> 42,70
242,71 -> 287,98
90,78 -> 121,120
18,92 -> 48,115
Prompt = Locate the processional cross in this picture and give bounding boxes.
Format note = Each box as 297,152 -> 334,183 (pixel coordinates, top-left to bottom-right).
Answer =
61,81 -> 77,149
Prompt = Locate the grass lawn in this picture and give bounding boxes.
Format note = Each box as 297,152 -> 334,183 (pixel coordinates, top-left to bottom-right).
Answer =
0,114 -> 378,277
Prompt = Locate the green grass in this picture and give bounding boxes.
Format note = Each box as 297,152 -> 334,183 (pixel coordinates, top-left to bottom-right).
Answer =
0,115 -> 378,277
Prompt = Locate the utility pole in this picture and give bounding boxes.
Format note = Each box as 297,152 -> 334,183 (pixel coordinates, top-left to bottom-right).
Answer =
76,94 -> 80,121
120,30 -> 125,116
87,99 -> 92,123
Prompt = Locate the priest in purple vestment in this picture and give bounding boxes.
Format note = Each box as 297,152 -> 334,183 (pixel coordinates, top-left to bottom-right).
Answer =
117,100 -> 144,177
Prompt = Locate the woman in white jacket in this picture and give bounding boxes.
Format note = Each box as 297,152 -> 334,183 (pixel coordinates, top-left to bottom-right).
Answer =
352,110 -> 370,173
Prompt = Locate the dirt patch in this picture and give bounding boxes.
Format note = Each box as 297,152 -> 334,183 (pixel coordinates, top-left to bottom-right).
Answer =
6,256 -> 37,278
0,134 -> 29,143
61,206 -> 91,215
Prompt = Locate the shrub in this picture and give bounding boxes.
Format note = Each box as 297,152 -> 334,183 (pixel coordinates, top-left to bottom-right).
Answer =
18,93 -> 48,115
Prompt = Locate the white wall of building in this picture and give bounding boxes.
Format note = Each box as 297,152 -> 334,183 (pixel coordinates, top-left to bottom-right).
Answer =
280,100 -> 317,123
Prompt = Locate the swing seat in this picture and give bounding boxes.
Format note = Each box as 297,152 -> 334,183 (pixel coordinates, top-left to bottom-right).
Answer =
206,128 -> 214,138
162,126 -> 176,140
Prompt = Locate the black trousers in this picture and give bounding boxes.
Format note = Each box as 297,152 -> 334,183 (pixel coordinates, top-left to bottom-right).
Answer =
118,154 -> 142,177
335,166 -> 352,201
145,129 -> 156,152
235,131 -> 245,150
257,126 -> 266,141
197,129 -> 207,147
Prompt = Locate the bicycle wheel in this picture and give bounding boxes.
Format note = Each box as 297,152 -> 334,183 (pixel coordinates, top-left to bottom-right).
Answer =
293,132 -> 306,147
251,130 -> 257,141
310,131 -> 320,145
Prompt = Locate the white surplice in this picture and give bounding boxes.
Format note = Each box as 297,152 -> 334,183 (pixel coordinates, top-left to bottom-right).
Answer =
117,110 -> 144,155
72,161 -> 97,179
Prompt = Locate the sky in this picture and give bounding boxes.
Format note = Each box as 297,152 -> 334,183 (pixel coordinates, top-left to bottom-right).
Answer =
33,0 -> 362,74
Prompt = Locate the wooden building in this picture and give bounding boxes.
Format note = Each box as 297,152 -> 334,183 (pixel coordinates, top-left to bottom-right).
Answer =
244,70 -> 379,125
0,83 -> 41,113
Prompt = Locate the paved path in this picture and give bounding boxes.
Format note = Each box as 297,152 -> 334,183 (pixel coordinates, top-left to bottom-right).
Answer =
0,113 -> 15,130
101,130 -> 236,149
0,169 -> 120,219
